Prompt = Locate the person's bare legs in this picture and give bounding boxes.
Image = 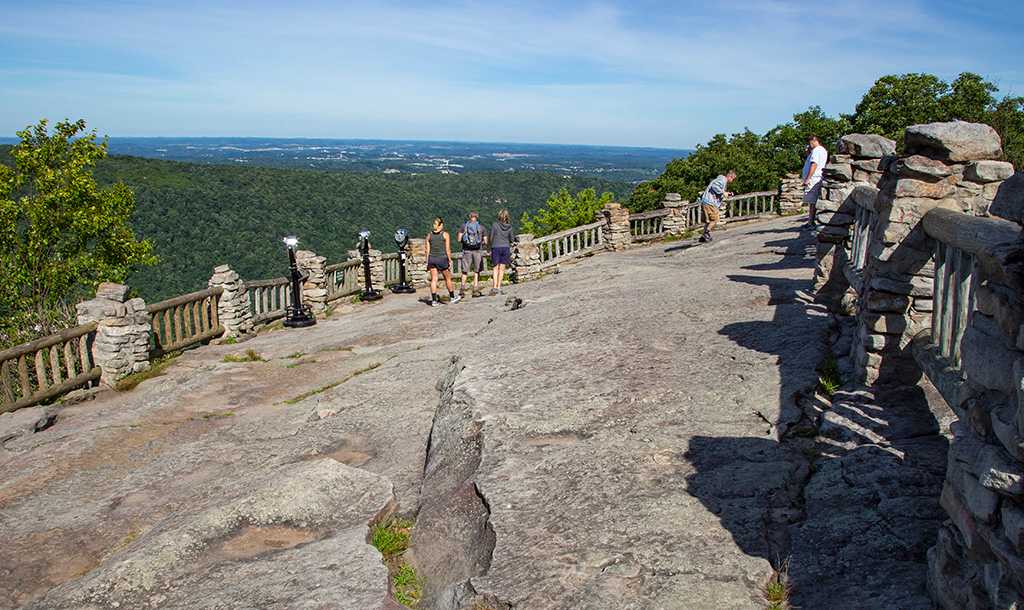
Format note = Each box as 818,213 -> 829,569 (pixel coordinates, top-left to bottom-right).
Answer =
443,269 -> 455,293
496,264 -> 506,290
430,268 -> 439,295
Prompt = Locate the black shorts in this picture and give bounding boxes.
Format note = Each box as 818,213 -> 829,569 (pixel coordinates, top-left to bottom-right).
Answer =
427,255 -> 449,271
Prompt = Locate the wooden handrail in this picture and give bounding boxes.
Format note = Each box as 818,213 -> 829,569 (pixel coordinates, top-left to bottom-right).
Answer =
245,277 -> 289,288
628,209 -> 670,220
922,208 -> 1022,259
147,286 -> 223,314
535,220 -> 605,244
0,322 -> 98,363
325,260 -> 360,273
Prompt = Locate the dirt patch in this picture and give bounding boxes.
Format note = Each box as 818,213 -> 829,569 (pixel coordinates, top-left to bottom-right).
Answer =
211,525 -> 321,562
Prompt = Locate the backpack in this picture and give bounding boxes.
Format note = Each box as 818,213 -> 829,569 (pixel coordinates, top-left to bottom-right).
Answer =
462,221 -> 482,247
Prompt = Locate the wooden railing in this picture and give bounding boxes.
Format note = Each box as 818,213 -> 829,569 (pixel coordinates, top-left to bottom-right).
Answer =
686,202 -> 707,227
383,253 -> 401,286
246,277 -> 291,324
629,209 -> 669,241
849,205 -> 875,273
535,220 -> 605,268
148,287 -> 224,356
918,208 -> 1020,371
450,251 -> 494,280
723,191 -> 777,220
0,322 -> 100,413
325,260 -> 361,302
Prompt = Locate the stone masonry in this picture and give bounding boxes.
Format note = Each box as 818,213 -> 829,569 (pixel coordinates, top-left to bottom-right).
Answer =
812,133 -> 896,307
778,172 -> 805,215
75,283 -> 151,385
295,250 -> 328,314
661,192 -> 689,235
601,202 -> 632,251
406,238 -> 429,287
512,233 -> 542,281
208,264 -> 252,338
348,248 -> 385,292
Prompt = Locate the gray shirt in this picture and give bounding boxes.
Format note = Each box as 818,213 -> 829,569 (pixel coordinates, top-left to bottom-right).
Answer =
700,175 -> 728,207
490,222 -> 514,248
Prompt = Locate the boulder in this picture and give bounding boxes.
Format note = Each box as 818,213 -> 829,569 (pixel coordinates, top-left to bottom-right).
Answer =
824,163 -> 853,182
0,406 -> 55,448
990,173 -> 1024,225
965,160 -> 1015,183
96,283 -> 130,302
896,155 -> 953,181
905,121 -> 1003,162
894,178 -> 956,199
839,134 -> 897,158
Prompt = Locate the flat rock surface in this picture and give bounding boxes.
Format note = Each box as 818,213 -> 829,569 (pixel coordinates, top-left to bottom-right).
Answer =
1,216 -> 946,609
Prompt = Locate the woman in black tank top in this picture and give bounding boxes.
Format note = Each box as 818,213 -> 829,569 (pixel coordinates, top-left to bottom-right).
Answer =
425,217 -> 461,306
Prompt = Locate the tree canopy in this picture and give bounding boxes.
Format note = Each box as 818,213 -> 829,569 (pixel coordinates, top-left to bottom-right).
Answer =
0,119 -> 155,347
520,187 -> 616,237
631,72 -> 1023,212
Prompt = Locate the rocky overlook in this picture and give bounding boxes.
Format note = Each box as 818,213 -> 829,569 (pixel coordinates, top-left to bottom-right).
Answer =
1,216 -> 953,609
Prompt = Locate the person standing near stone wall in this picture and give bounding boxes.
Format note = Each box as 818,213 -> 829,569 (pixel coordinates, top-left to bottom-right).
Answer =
802,135 -> 828,227
698,170 -> 735,242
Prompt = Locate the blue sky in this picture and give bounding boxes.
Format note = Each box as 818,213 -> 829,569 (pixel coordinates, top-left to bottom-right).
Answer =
1,0 -> 1022,148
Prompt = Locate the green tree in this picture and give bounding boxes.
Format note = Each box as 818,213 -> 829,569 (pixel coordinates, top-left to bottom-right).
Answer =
520,187 -> 615,236
0,119 -> 156,347
849,73 -> 949,142
941,72 -> 998,123
989,96 -> 1024,169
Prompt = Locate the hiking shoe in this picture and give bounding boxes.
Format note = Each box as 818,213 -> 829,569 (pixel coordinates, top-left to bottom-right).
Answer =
472,290 -> 483,298
430,298 -> 442,307
488,288 -> 498,296
698,235 -> 708,243
450,294 -> 462,304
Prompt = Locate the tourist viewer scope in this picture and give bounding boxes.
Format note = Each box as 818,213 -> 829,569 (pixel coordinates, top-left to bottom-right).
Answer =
358,229 -> 383,301
390,228 -> 415,294
282,236 -> 316,328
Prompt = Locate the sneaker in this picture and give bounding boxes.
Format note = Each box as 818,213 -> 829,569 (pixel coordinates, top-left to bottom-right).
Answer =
450,294 -> 462,304
488,288 -> 498,296
698,235 -> 708,243
472,290 -> 483,298
430,299 -> 442,307
497,288 -> 504,295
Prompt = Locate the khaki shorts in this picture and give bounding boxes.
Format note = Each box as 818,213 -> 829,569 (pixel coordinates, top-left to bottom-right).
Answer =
460,248 -> 484,274
701,204 -> 720,223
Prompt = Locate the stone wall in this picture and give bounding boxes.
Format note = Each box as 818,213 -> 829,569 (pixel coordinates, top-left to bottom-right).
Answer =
208,264 -> 252,338
600,202 -> 632,251
778,172 -> 806,215
813,121 -> 1024,607
295,250 -> 328,313
75,283 -> 151,384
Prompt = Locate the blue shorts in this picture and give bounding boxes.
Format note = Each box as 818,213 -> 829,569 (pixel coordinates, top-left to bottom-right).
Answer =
491,246 -> 512,265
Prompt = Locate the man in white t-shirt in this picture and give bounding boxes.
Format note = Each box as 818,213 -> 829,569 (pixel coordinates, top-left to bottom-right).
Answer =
802,135 -> 828,227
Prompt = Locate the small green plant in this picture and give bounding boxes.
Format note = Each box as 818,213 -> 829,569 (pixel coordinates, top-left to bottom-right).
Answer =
763,561 -> 792,610
393,563 -> 422,607
222,336 -> 238,345
223,349 -> 264,363
285,351 -> 305,359
196,410 -> 235,420
283,361 -> 381,404
818,355 -> 842,397
115,352 -> 181,391
372,518 -> 413,558
286,358 -> 317,369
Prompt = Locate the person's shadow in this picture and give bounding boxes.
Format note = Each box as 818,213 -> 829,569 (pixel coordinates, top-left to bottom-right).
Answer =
683,226 -> 948,609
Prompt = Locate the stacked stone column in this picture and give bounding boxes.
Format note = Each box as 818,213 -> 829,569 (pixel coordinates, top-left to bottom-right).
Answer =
406,238 -> 429,287
812,134 -> 896,304
601,202 -> 632,251
75,283 -> 151,384
295,250 -> 328,314
661,193 -> 689,235
208,264 -> 252,338
513,234 -> 542,281
348,249 -> 385,291
778,173 -> 806,215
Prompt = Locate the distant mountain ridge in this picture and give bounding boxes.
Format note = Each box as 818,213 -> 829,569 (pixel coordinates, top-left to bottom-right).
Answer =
0,136 -> 690,182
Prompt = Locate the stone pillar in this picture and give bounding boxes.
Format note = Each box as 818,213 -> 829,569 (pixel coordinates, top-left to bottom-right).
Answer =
347,249 -> 385,291
661,193 -> 689,235
406,238 -> 429,287
601,202 -> 632,251
208,264 -> 252,338
778,173 -> 805,215
812,134 -> 897,304
513,233 -> 542,281
295,250 -> 328,314
75,282 -> 151,385
852,123 -> 1010,386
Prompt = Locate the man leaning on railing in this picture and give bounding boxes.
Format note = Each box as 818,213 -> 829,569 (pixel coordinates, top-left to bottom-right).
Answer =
698,169 -> 736,243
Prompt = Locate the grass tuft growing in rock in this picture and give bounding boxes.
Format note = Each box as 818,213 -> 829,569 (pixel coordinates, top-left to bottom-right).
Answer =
115,352 -> 181,392
285,351 -> 305,359
818,355 -> 842,397
371,518 -> 420,607
282,361 -> 382,404
763,561 -> 792,610
223,349 -> 264,363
